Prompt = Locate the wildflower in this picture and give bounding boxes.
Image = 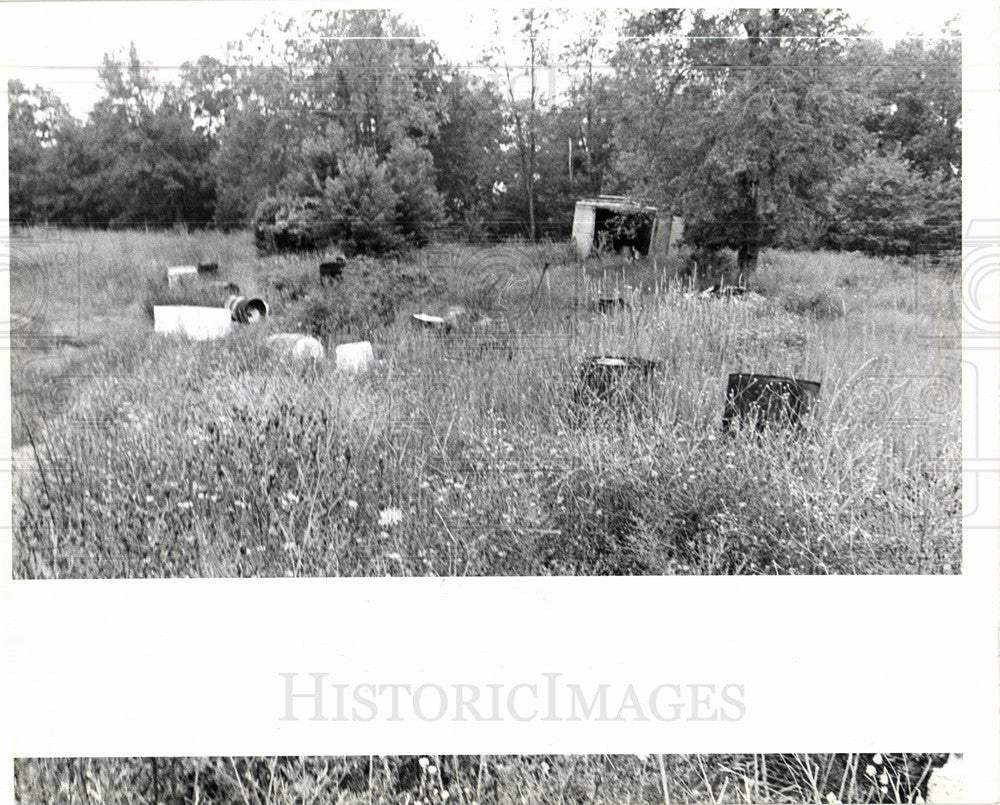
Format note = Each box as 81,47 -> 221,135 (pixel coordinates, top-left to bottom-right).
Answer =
283,541 -> 296,553
284,491 -> 299,504
177,500 -> 193,510
419,757 -> 430,769
386,552 -> 402,562
145,495 -> 154,503
865,764 -> 877,777
878,771 -> 889,786
347,499 -> 359,510
872,753 -> 883,765
427,765 -> 437,776
378,507 -> 404,527
825,794 -> 839,804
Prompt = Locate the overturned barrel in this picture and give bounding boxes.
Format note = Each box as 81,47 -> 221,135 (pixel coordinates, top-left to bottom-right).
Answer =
268,332 -> 325,360
197,261 -> 219,276
227,295 -> 269,323
320,257 -> 346,282
574,355 -> 660,416
722,373 -> 821,432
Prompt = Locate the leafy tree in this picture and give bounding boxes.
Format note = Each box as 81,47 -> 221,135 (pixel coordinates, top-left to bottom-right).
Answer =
52,43 -> 218,226
826,148 -> 959,255
213,65 -> 305,227
428,71 -> 506,236
8,80 -> 75,223
864,24 -> 961,178
484,9 -> 554,241
612,9 -> 873,276
235,10 -> 446,249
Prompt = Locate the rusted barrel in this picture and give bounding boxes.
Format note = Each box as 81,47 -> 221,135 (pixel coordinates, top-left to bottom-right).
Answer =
574,355 -> 660,415
722,373 -> 821,431
227,295 -> 269,323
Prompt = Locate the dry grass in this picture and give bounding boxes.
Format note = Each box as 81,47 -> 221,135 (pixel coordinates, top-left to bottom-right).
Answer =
11,228 -> 960,577
13,753 -> 954,804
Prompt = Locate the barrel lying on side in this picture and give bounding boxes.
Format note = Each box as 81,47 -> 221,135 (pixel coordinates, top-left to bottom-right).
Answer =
227,295 -> 269,323
722,373 -> 821,432
268,333 -> 325,360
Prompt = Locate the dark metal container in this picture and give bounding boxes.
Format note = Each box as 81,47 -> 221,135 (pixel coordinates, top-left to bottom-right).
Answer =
722,373 -> 821,431
574,355 -> 660,416
320,258 -> 346,282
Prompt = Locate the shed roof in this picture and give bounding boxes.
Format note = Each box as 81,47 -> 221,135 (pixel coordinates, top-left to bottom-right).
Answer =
575,195 -> 660,214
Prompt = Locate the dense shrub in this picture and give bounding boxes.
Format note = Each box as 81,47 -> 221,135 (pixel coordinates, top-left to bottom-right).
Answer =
252,195 -> 336,253
825,149 -> 960,256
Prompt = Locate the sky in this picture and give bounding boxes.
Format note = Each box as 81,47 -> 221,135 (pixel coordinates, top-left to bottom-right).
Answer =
1,1 -> 961,120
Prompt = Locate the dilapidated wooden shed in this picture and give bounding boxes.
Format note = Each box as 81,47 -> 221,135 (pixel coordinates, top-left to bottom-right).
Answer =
571,196 -> 684,260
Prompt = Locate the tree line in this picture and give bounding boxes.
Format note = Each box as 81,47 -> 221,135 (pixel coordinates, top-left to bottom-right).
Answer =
8,9 -> 960,270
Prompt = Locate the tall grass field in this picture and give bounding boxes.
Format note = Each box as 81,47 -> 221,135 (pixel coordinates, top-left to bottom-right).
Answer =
14,753 -> 958,804
10,228 -> 960,578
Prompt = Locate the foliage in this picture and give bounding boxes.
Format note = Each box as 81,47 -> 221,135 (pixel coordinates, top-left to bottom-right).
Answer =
611,9 -> 874,275
252,194 -> 335,253
8,11 -> 962,251
826,149 -> 960,255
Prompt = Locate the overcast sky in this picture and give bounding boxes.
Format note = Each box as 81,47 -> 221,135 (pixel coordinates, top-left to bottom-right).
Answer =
1,1 -> 959,119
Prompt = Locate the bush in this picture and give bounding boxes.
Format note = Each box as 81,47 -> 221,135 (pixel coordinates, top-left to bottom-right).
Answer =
252,195 -> 335,254
826,149 -> 960,256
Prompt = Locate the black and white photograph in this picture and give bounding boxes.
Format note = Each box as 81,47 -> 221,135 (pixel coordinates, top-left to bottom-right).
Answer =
12,754 -> 967,804
2,4 -> 997,805
7,5 -> 964,579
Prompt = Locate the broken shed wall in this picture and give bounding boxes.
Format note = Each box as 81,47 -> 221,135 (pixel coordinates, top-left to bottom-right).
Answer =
572,202 -> 597,259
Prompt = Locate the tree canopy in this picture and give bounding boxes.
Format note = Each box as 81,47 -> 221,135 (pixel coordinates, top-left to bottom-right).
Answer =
9,8 -> 960,264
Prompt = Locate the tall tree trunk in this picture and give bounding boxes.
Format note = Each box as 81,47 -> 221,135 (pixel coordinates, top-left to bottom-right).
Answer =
735,171 -> 761,279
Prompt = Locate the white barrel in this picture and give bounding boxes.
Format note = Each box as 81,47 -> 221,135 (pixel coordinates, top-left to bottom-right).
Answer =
335,341 -> 375,372
268,333 -> 325,360
166,265 -> 198,286
153,306 -> 232,341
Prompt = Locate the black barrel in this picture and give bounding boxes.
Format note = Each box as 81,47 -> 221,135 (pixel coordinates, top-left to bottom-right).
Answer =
320,258 -> 346,282
197,261 -> 219,276
596,297 -> 629,313
722,373 -> 821,432
574,355 -> 660,415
